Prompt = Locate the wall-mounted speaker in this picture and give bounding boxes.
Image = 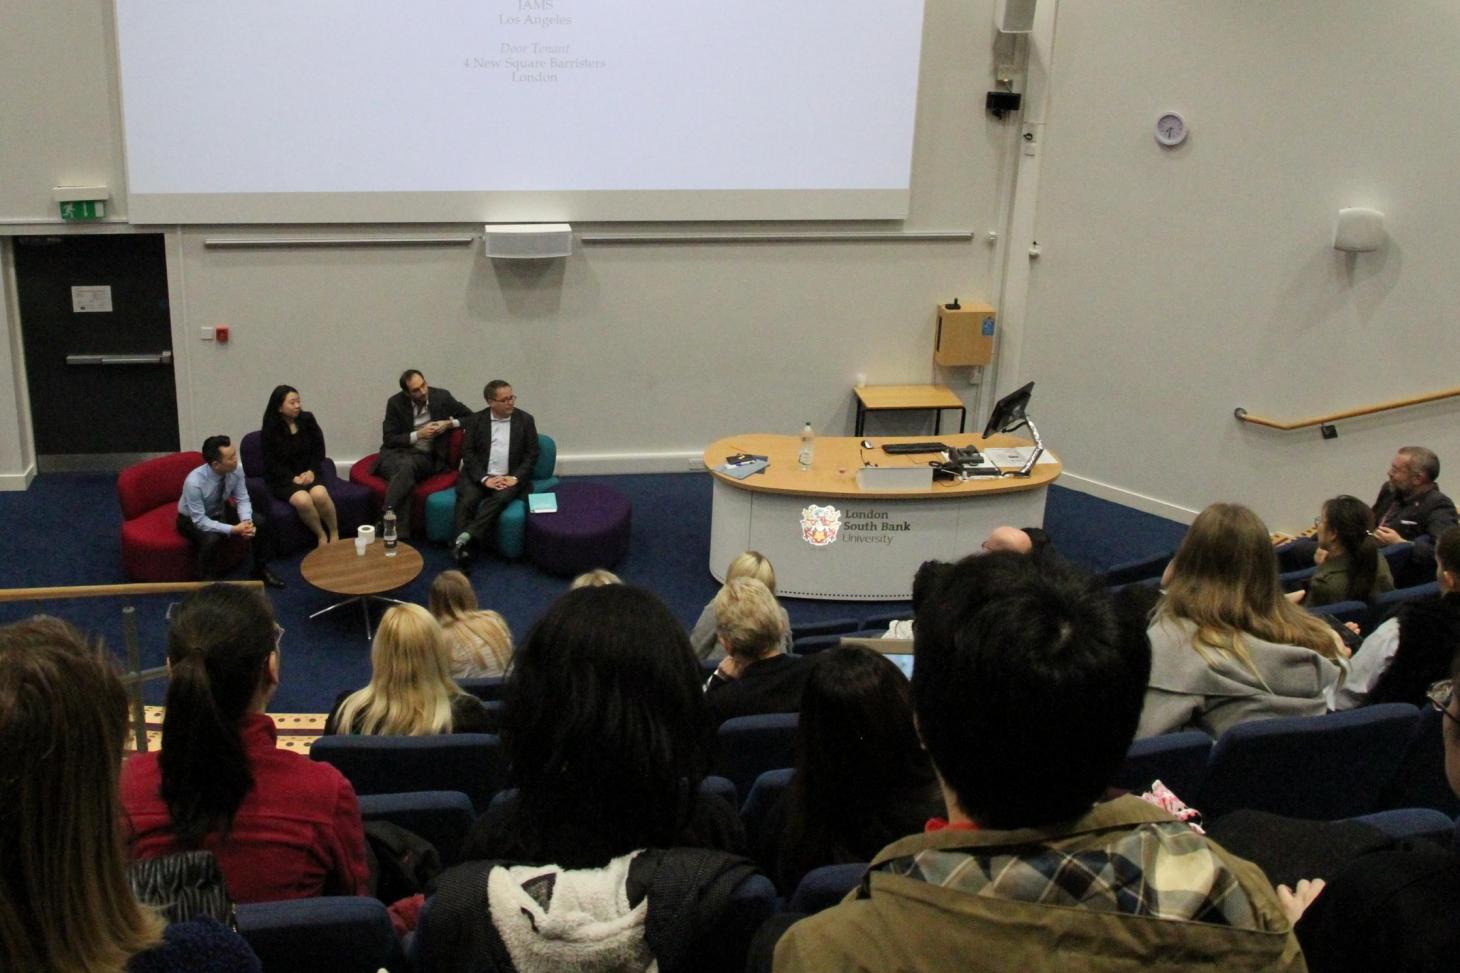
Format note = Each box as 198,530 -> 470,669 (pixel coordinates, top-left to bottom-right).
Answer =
482,223 -> 573,259
995,0 -> 1037,34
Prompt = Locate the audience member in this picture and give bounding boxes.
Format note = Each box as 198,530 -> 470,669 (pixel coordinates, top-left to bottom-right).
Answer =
259,384 -> 339,547
1279,659 -> 1460,971
427,569 -> 513,679
450,380 -> 539,574
372,369 -> 472,540
1330,525 -> 1460,710
1,617 -> 259,973
881,528 -> 1050,639
120,584 -> 369,903
461,584 -> 744,865
570,568 -> 622,588
980,524 -> 1033,554
1373,446 -> 1458,547
1292,495 -> 1393,607
175,435 -> 283,588
1281,446 -> 1457,583
759,645 -> 941,893
704,577 -> 815,726
1137,503 -> 1346,739
323,603 -> 491,735
774,552 -> 1303,972
689,550 -> 792,661
880,559 -> 951,639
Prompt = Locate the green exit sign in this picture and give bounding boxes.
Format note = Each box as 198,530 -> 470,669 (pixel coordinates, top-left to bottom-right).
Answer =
59,200 -> 104,220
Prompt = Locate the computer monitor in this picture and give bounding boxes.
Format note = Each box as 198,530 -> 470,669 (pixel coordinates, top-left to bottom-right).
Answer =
982,381 -> 1035,438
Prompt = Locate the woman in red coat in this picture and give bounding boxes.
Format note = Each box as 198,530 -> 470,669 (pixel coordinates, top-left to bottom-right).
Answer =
121,584 -> 369,903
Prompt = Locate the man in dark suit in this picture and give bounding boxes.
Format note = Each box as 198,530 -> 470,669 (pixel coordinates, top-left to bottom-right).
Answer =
372,369 -> 473,538
451,380 -> 539,573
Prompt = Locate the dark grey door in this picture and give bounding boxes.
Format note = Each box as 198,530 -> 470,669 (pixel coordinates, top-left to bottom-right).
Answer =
13,233 -> 179,468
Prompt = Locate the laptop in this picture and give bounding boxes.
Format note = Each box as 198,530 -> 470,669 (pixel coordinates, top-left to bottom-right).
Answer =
840,635 -> 914,679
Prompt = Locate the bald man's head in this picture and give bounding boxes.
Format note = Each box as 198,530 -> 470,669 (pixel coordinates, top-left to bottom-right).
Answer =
982,526 -> 1033,556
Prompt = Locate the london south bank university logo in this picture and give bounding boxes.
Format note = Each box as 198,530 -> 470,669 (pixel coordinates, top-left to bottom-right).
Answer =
800,504 -> 841,547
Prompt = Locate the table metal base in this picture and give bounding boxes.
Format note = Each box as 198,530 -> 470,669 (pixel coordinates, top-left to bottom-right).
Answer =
308,593 -> 411,639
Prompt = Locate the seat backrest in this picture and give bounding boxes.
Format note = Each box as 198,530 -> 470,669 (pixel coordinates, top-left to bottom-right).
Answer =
1278,566 -> 1318,593
789,617 -> 860,641
715,713 -> 799,801
1309,599 -> 1368,627
457,675 -> 507,701
534,433 -> 558,481
791,633 -> 844,656
1377,705 -> 1460,816
859,610 -> 906,631
700,774 -> 739,810
357,790 -> 477,867
1380,541 -> 1414,579
239,430 -> 265,479
1099,550 -> 1175,588
741,767 -> 795,847
445,427 -> 464,467
236,896 -> 399,973
1375,581 -> 1442,612
309,733 -> 505,813
789,863 -> 868,915
1197,703 -> 1418,820
117,451 -> 205,520
1112,730 -> 1213,801
1348,807 -> 1456,844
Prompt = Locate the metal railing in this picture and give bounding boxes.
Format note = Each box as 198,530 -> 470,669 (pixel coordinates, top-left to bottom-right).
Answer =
1235,385 -> 1460,433
0,580 -> 263,752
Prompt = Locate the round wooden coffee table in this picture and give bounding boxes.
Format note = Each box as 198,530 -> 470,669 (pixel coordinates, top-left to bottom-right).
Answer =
300,540 -> 423,639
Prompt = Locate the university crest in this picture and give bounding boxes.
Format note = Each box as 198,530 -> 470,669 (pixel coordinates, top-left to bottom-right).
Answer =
800,504 -> 841,547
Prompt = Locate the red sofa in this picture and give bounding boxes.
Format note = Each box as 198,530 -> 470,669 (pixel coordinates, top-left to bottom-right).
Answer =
117,452 -> 248,582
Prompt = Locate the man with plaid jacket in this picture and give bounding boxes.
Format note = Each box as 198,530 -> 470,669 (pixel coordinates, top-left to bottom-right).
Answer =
774,553 -> 1305,973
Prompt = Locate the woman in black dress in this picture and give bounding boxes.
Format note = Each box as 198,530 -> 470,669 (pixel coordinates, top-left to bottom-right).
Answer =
260,385 -> 338,545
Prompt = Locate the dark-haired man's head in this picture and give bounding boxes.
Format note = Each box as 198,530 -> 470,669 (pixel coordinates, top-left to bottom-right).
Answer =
484,380 -> 515,419
909,560 -> 952,616
400,370 -> 429,404
912,552 -> 1150,829
1389,446 -> 1440,497
201,435 -> 236,473
1437,526 -> 1460,593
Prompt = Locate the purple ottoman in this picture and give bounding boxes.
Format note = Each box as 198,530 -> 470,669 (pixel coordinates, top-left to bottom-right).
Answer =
524,482 -> 632,576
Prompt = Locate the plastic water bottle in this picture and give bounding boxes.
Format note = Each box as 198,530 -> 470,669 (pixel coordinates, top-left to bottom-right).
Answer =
382,507 -> 398,557
798,421 -> 815,471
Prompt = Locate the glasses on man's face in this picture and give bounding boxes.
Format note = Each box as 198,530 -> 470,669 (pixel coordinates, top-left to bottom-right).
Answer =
495,395 -> 517,404
1426,680 -> 1459,724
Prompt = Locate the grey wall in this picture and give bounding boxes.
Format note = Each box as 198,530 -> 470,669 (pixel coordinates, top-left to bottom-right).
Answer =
7,0 -> 1457,539
0,0 -> 1014,488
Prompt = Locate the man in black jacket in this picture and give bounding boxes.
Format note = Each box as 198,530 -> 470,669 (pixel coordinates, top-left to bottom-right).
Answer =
372,369 -> 473,538
450,380 -> 539,573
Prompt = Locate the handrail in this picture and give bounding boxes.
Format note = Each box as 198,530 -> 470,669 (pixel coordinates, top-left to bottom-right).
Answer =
1235,385 -> 1460,431
0,579 -> 265,750
0,579 -> 261,603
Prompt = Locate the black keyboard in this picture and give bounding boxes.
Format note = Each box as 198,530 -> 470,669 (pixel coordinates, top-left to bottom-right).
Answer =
881,442 -> 950,455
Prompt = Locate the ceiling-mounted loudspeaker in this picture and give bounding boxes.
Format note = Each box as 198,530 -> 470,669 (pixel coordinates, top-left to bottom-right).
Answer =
483,223 -> 573,259
995,0 -> 1037,34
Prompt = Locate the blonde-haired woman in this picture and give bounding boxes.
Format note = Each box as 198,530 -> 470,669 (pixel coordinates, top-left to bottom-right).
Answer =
324,603 -> 491,735
569,568 -> 622,589
1137,502 -> 1348,739
427,570 -> 513,679
1,617 -> 259,973
688,550 -> 793,660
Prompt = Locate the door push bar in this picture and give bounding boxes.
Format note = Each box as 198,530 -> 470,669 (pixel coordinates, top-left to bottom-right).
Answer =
65,350 -> 173,366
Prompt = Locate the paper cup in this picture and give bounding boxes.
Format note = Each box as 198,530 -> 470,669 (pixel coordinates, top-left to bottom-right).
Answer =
354,536 -> 367,556
357,524 -> 375,544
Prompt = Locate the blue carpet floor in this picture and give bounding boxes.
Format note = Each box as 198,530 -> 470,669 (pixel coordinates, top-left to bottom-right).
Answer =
0,472 -> 1187,712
